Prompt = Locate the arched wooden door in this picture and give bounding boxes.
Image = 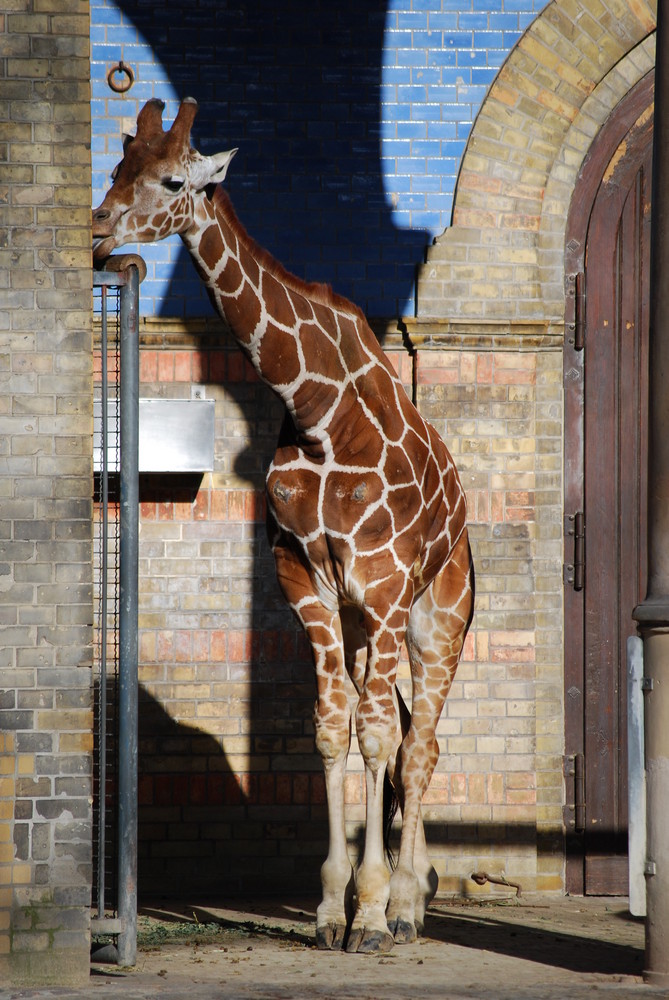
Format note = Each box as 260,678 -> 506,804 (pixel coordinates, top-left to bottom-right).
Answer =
564,74 -> 653,895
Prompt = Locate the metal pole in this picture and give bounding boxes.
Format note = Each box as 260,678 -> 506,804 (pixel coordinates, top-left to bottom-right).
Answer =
116,264 -> 140,968
640,629 -> 669,985
98,286 -> 109,920
627,636 -> 646,917
646,5 -> 669,600
633,1 -> 669,986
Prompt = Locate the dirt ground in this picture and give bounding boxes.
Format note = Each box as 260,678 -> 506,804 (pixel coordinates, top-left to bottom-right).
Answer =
3,894 -> 667,1000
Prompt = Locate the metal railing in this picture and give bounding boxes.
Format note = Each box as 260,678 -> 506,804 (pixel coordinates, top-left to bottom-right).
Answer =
91,257 -> 142,967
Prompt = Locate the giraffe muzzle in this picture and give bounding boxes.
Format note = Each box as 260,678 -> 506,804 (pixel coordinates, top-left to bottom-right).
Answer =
91,206 -> 117,259
92,235 -> 117,261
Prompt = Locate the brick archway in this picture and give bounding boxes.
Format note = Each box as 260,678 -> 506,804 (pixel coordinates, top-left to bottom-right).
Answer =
416,0 -> 656,325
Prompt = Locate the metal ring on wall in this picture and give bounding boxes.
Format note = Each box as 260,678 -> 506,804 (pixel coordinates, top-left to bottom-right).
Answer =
107,61 -> 135,94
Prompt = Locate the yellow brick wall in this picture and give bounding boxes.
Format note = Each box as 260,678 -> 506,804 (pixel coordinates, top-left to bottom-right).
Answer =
408,342 -> 563,893
1,0 -> 94,986
417,10 -> 656,323
0,734 -> 17,961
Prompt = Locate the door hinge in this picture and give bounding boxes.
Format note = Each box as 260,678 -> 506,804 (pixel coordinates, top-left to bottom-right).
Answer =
564,510 -> 585,591
563,752 -> 585,833
566,271 -> 585,351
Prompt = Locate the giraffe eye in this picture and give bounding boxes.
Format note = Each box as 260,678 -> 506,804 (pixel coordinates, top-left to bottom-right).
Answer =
162,175 -> 185,193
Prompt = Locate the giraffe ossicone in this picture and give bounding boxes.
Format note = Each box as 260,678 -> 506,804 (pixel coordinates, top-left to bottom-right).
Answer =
93,97 -> 474,954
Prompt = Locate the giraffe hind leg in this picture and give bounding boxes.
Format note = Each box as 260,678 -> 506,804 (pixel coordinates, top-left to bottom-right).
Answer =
385,685 -> 438,942
386,531 -> 474,942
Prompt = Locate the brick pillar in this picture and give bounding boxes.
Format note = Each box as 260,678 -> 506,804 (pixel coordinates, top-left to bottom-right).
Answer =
1,1 -> 94,986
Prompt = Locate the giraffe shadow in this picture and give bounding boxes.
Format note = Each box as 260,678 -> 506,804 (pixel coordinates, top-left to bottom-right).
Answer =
114,335 -> 332,905
135,688 -> 328,900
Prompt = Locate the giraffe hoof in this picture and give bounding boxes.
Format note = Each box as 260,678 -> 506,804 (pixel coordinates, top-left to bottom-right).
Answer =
346,927 -> 394,954
316,922 -> 346,950
388,917 -> 417,944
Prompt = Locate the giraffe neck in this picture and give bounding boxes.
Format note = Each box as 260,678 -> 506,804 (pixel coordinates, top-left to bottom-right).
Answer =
181,186 -> 395,455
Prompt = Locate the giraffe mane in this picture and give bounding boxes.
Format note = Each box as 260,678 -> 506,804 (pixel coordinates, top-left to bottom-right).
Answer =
211,185 -> 370,326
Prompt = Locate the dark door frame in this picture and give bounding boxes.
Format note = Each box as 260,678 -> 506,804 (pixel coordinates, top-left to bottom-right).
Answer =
563,70 -> 654,895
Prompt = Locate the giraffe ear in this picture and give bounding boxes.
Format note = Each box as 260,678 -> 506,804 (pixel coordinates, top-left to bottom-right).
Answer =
190,149 -> 238,190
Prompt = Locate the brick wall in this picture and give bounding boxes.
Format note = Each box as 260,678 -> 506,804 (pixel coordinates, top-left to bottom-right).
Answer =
1,0 -> 93,986
134,331 -> 316,894
410,341 -> 563,891
417,3 -> 656,321
90,0 -> 546,319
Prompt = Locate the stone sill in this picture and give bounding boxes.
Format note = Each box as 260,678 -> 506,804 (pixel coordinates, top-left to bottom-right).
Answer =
404,318 -> 564,351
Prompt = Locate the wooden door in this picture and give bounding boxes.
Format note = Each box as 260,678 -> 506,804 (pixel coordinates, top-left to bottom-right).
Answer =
564,75 -> 652,895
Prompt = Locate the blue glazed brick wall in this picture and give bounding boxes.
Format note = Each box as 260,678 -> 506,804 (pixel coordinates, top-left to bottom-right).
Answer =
91,0 -> 547,319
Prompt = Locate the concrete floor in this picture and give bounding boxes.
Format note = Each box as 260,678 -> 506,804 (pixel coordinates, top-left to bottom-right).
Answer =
2,895 -> 666,1000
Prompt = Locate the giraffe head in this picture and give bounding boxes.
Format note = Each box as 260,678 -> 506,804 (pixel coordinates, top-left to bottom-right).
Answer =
92,97 -> 237,261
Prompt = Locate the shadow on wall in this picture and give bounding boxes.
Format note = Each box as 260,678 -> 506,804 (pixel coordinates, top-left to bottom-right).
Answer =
137,688 -> 329,899
112,0 -> 428,319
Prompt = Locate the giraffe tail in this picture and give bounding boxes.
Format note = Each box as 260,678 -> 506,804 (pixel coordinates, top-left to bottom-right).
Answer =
383,771 -> 399,870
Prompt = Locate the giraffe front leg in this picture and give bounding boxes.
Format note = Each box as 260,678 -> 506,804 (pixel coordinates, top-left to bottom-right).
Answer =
271,543 -> 354,949
345,751 -> 395,954
346,671 -> 402,954
309,633 -> 357,950
314,709 -> 355,950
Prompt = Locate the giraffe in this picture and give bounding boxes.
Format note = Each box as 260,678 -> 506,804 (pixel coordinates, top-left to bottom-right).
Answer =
93,97 -> 474,954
